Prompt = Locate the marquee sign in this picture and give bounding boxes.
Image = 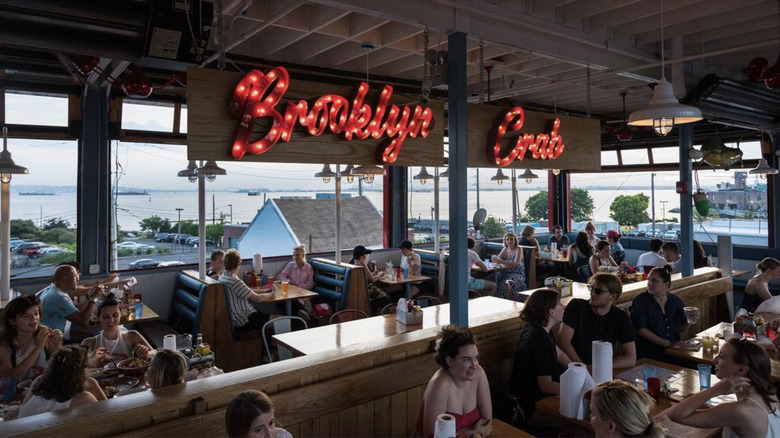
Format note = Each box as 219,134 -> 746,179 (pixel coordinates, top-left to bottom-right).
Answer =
490,107 -> 565,166
228,66 -> 435,163
187,67 -> 444,166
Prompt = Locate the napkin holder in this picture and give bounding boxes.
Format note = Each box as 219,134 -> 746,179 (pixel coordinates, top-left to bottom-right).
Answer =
396,299 -> 423,325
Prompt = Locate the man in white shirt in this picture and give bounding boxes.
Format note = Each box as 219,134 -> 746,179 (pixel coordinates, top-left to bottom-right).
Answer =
636,239 -> 668,273
398,240 -> 421,297
467,237 -> 496,296
661,241 -> 682,274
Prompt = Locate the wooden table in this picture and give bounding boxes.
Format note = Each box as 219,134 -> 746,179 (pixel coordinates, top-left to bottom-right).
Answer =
252,283 -> 318,315
519,281 -> 592,305
378,274 -> 431,298
273,296 -> 523,356
732,269 -> 751,277
491,418 -> 534,437
535,359 -> 720,438
665,319 -> 780,382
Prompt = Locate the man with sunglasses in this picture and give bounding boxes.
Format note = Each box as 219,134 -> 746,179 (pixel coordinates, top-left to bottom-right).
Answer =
558,273 -> 636,368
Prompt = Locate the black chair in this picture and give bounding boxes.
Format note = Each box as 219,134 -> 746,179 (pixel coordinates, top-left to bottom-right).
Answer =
415,295 -> 442,307
577,265 -> 593,282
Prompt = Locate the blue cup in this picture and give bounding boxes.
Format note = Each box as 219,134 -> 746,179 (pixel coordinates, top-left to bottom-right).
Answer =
642,365 -> 657,390
698,364 -> 712,388
402,267 -> 409,279
2,376 -> 17,403
135,302 -> 143,319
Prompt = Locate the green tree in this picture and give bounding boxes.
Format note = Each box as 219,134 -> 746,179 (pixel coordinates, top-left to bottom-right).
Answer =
179,221 -> 199,236
523,189 -> 595,222
525,192 -> 548,221
609,193 -> 651,226
571,188 -> 595,222
206,223 -> 224,245
40,228 -> 76,245
139,215 -> 172,233
482,216 -> 506,238
11,219 -> 37,237
43,217 -> 70,230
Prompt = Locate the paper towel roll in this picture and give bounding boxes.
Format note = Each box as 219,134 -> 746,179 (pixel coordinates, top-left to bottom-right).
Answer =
163,334 -> 177,351
592,340 -> 613,384
560,362 -> 596,419
253,253 -> 263,273
433,413 -> 456,438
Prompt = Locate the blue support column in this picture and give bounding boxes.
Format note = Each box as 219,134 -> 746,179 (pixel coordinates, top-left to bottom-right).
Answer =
447,31 -> 468,328
388,166 -> 408,246
769,133 -> 779,248
79,84 -> 111,275
679,124 -> 694,276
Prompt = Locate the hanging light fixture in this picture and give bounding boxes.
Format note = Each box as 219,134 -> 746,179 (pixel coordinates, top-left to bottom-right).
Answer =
491,168 -> 509,185
351,164 -> 385,184
413,167 -> 434,185
628,0 -> 702,136
195,160 -> 227,182
0,128 -> 29,184
342,164 -> 355,183
440,167 -> 450,178
177,160 -> 198,183
520,168 -> 538,184
550,169 -> 561,176
750,132 -> 780,179
315,164 -> 337,183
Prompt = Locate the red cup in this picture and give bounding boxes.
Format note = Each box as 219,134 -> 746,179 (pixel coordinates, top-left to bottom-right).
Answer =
647,377 -> 661,402
562,249 -> 568,258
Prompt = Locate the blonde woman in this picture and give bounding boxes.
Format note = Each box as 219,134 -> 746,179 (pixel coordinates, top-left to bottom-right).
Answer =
492,233 -> 526,300
590,380 -> 665,437
584,222 -> 600,248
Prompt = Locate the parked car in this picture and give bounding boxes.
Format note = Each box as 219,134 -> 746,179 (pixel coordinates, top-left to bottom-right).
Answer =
117,242 -> 154,250
129,259 -> 159,269
154,233 -> 170,242
663,230 -> 680,240
15,242 -> 46,254
187,237 -> 214,246
176,234 -> 193,245
158,261 -> 186,267
9,239 -> 29,251
185,236 -> 198,246
37,248 -> 74,257
27,245 -> 56,258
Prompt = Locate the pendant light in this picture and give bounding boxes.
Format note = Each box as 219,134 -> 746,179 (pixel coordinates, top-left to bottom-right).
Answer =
520,169 -> 538,184
315,164 -> 337,183
628,0 -> 702,136
413,167 -> 434,185
490,169 -> 509,185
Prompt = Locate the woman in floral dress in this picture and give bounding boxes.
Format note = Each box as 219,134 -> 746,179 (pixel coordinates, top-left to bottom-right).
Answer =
492,233 -> 526,300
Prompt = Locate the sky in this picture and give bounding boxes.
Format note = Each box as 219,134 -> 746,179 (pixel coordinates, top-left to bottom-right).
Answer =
3,91 -> 768,192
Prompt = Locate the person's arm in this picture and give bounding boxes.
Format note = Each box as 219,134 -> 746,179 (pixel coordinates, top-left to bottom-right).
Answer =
491,248 -> 508,264
422,374 -> 449,437
558,323 -> 583,364
462,367 -> 493,437
636,328 -> 672,348
537,375 -> 560,396
83,376 -> 107,401
666,377 -> 751,429
608,256 -> 618,267
0,330 -> 51,379
70,389 -> 100,408
409,254 -> 421,275
589,255 -> 599,275
747,279 -> 773,301
276,263 -> 292,281
66,299 -> 98,328
556,345 -> 572,368
613,341 -> 636,368
126,331 -> 155,359
45,327 -> 63,352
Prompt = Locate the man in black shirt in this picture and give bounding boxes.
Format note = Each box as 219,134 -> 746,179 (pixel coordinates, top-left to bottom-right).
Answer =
558,273 -> 636,368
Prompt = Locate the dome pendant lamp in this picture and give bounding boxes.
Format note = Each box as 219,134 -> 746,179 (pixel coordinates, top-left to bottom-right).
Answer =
628,0 -> 702,136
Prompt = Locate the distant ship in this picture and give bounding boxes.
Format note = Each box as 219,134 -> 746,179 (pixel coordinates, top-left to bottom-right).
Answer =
117,190 -> 150,195
19,192 -> 56,196
248,190 -> 260,196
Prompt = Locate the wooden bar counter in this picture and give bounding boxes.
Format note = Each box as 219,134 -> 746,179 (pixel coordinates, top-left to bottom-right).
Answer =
0,296 -> 526,437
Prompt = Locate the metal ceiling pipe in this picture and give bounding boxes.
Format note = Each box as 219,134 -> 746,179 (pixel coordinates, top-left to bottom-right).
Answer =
671,36 -> 685,99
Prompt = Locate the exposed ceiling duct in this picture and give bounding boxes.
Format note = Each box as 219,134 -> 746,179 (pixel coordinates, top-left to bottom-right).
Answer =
687,74 -> 780,132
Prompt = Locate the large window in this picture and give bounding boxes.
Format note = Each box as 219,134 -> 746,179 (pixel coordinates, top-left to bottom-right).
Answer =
4,93 -> 77,279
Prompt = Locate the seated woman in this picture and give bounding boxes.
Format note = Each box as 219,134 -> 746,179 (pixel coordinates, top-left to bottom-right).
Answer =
692,240 -> 713,269
742,257 -> 780,312
82,296 -> 155,366
492,232 -> 526,300
219,249 -> 277,332
146,349 -> 188,389
225,390 -> 293,438
589,240 -> 625,276
590,380 -> 666,438
629,265 -> 691,360
0,295 -> 63,380
349,245 -> 391,313
18,345 -> 106,418
666,338 -> 780,437
584,221 -> 600,248
509,289 -> 569,421
568,231 -> 594,281
416,325 -> 492,437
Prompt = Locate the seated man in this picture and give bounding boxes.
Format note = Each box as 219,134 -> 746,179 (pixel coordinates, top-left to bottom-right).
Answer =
39,265 -> 105,338
558,273 -> 636,368
398,240 -> 421,297
636,238 -> 667,273
548,225 -> 570,250
218,249 -> 276,331
276,244 -> 315,321
467,237 -> 496,297
661,241 -> 681,274
606,230 -> 625,265
206,249 -> 225,279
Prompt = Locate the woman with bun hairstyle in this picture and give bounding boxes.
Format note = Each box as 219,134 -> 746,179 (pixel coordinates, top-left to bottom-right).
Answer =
629,265 -> 691,360
743,257 -> 780,312
590,380 -> 666,437
415,325 -> 492,437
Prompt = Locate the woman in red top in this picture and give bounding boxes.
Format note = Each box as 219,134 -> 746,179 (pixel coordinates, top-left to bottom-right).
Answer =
416,325 -> 492,437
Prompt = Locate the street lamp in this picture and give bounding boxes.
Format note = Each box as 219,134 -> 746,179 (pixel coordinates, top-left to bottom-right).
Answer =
175,208 -> 184,250
0,127 -> 28,300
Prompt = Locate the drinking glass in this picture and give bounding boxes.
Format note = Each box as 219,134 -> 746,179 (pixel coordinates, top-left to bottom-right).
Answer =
642,365 -> 657,390
281,280 -> 289,296
684,307 -> 699,324
1,376 -> 17,403
646,377 -> 661,402
698,364 -> 712,388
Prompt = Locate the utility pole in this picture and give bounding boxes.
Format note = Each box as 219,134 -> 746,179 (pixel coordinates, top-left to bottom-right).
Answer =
660,200 -> 668,230
651,173 -> 656,234
176,208 -> 183,251
228,204 -> 233,224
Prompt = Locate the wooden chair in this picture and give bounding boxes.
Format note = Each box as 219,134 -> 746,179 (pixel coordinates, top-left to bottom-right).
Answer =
329,309 -> 368,324
380,303 -> 397,315
505,279 -> 525,302
262,316 -> 308,362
